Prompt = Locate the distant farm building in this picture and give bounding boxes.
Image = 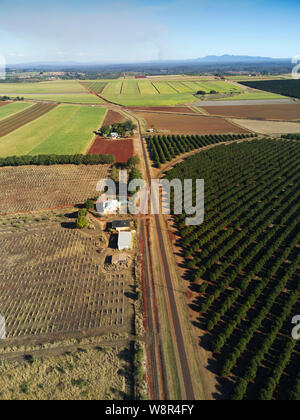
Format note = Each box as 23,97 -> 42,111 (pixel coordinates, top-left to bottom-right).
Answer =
118,232 -> 132,251
110,132 -> 119,139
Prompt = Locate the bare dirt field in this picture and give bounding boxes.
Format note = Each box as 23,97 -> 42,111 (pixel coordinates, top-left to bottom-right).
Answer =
230,118 -> 300,134
103,110 -> 127,125
0,102 -> 11,107
88,137 -> 134,162
0,343 -> 133,400
202,104 -> 300,120
138,112 -> 250,134
0,165 -> 110,214
0,211 -> 137,342
128,106 -> 196,114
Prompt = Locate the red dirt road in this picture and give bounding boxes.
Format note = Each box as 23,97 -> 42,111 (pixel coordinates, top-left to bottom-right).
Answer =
202,104 -> 300,120
88,137 -> 134,162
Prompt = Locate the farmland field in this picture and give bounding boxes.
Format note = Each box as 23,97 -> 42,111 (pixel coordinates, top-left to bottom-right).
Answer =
9,94 -> 105,104
0,344 -> 134,400
88,138 -> 134,162
0,214 -> 135,340
202,104 -> 300,120
230,119 -> 300,135
239,80 -> 300,99
0,165 -> 110,213
100,79 -> 243,106
215,92 -> 287,101
137,112 -> 250,134
0,102 -> 32,120
166,139 -> 300,400
0,103 -> 57,138
103,110 -> 126,125
148,133 -> 255,167
81,81 -> 108,94
0,105 -> 107,156
0,80 -> 86,94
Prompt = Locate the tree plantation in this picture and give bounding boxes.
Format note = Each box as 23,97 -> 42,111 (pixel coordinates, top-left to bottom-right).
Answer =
165,139 -> 300,400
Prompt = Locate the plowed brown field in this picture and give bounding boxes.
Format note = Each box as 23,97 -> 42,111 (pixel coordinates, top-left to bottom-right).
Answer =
0,102 -> 11,107
202,104 -> 300,120
88,137 -> 134,162
138,112 -> 250,134
103,110 -> 127,125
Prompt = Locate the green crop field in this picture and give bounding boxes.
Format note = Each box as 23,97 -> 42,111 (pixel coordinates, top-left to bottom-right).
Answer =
0,105 -> 107,157
0,80 -> 86,94
0,102 -> 32,120
8,94 -> 105,104
99,79 -> 244,106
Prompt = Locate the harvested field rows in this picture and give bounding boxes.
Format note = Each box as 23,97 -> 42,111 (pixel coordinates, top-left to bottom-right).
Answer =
0,165 -> 109,213
88,138 -> 134,163
202,104 -> 300,120
138,112 -> 250,134
0,103 -> 57,137
0,221 -> 134,340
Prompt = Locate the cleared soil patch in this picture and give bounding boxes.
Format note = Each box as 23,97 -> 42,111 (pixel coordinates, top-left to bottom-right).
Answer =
203,104 -> 300,120
0,103 -> 57,137
0,165 -> 109,213
0,101 -> 11,107
103,110 -> 127,125
88,137 -> 134,162
128,106 -> 196,114
230,118 -> 300,135
139,112 -> 250,134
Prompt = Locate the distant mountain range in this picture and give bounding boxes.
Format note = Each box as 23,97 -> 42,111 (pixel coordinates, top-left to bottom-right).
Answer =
196,55 -> 288,63
7,55 -> 290,68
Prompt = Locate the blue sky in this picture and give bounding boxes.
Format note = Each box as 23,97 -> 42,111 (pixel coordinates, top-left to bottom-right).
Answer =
1,0 -> 299,63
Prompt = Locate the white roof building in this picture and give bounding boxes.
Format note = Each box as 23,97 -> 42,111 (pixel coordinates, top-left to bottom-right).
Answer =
111,132 -> 119,139
118,232 -> 132,251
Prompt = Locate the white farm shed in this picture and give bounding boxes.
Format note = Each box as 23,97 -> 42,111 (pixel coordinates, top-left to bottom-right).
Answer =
118,232 -> 132,251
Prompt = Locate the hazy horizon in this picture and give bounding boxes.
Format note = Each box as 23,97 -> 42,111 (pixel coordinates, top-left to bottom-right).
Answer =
1,0 -> 299,65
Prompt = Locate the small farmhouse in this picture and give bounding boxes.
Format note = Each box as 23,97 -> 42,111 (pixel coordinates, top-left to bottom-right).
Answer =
111,253 -> 127,265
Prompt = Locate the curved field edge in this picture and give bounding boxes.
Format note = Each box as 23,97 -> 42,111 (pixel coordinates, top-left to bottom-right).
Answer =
0,105 -> 107,157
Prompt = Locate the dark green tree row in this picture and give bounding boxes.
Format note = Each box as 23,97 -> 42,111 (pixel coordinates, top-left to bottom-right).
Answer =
0,154 -> 116,167
148,133 -> 256,167
164,139 -> 300,399
281,133 -> 300,140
